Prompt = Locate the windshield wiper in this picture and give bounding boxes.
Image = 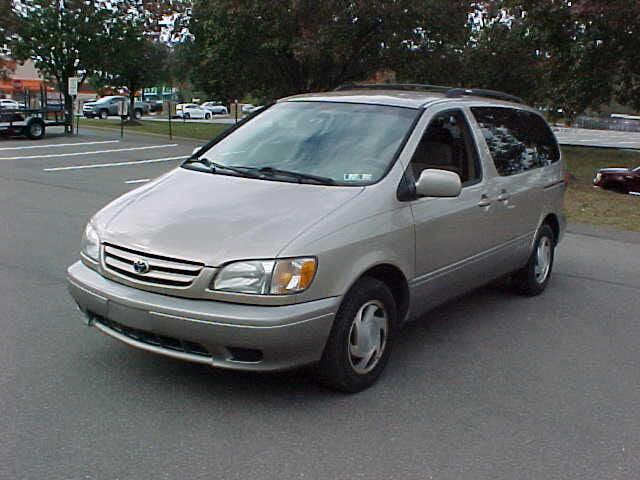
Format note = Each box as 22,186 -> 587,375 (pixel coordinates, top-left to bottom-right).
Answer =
184,158 -> 335,185
249,166 -> 336,185
184,157 -> 262,179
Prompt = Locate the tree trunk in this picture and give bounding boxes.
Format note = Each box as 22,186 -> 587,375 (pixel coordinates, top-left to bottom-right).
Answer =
126,91 -> 140,125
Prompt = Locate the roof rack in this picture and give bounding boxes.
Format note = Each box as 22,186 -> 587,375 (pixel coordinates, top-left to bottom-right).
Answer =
445,87 -> 525,105
334,83 -> 452,94
333,83 -> 525,105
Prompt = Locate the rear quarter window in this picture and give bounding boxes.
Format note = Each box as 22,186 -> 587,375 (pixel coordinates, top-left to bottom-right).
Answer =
471,107 -> 560,176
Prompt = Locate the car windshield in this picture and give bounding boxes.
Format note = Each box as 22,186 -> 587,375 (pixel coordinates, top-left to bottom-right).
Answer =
190,101 -> 419,185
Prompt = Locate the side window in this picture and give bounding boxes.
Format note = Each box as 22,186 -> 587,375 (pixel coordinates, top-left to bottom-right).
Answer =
471,107 -> 559,176
409,110 -> 482,186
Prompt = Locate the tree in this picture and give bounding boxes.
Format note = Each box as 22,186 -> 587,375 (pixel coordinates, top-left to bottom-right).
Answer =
603,0 -> 640,111
8,0 -> 116,130
187,0 -> 431,101
0,0 -> 15,81
461,8 -> 547,105
392,1 -> 475,87
104,34 -> 170,122
93,3 -> 170,123
495,0 -> 618,121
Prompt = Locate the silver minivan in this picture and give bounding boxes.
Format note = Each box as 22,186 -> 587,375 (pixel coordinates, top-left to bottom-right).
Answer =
67,85 -> 565,392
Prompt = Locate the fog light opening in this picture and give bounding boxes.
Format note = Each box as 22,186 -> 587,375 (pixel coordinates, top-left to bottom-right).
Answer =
226,347 -> 263,363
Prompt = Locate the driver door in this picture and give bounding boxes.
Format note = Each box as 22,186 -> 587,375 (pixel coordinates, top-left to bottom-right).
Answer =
407,107 -> 502,314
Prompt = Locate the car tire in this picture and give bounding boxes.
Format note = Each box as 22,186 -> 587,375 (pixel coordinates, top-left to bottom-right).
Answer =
313,277 -> 397,393
184,113 -> 190,119
134,109 -> 142,120
99,109 -> 108,120
205,113 -> 211,120
512,224 -> 555,296
606,182 -> 629,194
25,119 -> 45,140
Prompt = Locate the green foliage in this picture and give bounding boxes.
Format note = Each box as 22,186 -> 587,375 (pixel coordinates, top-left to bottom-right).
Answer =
605,0 -> 640,111
6,0 -> 640,120
7,0 -> 117,127
98,6 -> 170,116
8,0 -> 114,89
187,0 -> 430,101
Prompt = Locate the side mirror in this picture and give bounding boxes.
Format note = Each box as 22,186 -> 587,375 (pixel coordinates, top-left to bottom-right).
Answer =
415,169 -> 462,198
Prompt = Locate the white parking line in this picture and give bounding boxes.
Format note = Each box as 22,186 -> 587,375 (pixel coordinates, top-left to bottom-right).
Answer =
44,155 -> 188,171
0,140 -> 119,151
2,144 -> 178,161
124,178 -> 151,184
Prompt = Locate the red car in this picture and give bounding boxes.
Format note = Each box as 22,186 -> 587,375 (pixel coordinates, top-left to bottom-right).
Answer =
593,166 -> 640,194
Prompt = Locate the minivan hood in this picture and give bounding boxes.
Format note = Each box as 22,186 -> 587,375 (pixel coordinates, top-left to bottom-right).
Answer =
95,168 -> 363,266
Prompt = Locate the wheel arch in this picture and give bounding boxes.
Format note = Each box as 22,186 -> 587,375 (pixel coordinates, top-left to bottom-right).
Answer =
541,213 -> 560,244
352,263 -> 410,324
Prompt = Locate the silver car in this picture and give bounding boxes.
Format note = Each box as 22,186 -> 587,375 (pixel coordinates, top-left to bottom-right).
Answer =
67,84 -> 565,392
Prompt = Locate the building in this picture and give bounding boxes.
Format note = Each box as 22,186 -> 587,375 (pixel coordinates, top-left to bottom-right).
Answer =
0,58 -> 95,104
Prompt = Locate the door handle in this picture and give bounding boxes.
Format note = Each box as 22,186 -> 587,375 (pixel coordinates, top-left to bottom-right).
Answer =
478,195 -> 491,207
497,190 -> 510,202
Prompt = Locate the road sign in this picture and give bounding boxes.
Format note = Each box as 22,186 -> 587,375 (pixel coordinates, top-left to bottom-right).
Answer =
68,77 -> 79,96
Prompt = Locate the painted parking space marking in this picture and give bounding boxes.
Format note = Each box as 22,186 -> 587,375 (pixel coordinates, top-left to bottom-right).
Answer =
124,178 -> 151,184
0,140 -> 119,151
2,144 -> 178,161
44,155 -> 188,171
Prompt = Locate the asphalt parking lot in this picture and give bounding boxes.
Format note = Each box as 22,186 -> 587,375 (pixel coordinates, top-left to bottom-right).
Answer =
2,128 -> 640,480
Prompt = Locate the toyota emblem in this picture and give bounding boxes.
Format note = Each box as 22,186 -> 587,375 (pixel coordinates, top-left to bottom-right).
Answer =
132,259 -> 150,274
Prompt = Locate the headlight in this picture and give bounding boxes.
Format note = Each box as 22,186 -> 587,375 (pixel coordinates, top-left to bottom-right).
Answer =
81,223 -> 100,260
212,258 -> 317,295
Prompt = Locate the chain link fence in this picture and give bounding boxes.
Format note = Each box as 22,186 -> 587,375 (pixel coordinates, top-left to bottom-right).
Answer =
575,115 -> 640,133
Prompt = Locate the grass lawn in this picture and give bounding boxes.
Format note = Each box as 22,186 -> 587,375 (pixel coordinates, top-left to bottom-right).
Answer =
563,146 -> 640,232
78,117 -> 230,141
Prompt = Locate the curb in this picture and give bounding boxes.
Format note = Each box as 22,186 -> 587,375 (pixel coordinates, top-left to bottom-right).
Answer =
78,124 -> 208,144
559,143 -> 640,151
567,223 -> 640,245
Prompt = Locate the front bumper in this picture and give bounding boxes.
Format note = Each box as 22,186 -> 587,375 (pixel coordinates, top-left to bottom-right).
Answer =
67,261 -> 339,371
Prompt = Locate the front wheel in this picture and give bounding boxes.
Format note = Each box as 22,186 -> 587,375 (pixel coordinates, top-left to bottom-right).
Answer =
133,109 -> 142,120
99,109 -> 108,120
512,224 -> 555,296
205,113 -> 211,120
314,277 -> 397,393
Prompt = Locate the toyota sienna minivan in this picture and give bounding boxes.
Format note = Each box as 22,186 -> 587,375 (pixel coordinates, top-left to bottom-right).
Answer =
67,84 -> 565,392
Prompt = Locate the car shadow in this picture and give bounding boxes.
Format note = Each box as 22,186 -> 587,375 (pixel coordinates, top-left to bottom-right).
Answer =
89,280 -> 531,402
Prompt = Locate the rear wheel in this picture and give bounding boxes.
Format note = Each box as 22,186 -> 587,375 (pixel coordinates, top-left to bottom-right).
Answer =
512,224 -> 555,296
314,277 -> 397,393
25,119 -> 45,140
133,109 -> 142,120
205,113 -> 211,120
606,182 -> 629,194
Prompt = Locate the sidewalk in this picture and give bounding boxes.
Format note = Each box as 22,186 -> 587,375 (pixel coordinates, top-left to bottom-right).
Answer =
554,126 -> 640,150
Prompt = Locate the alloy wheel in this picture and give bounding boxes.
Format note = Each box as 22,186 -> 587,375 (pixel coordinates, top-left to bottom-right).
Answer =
534,236 -> 552,284
347,300 -> 388,374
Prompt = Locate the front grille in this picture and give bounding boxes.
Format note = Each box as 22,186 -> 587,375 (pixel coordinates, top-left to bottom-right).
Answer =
103,243 -> 203,288
94,315 -> 211,357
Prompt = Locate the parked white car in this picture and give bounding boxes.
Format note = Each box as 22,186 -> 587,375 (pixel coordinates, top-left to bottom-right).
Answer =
176,103 -> 211,120
202,102 -> 229,115
241,104 -> 259,114
0,99 -> 21,110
